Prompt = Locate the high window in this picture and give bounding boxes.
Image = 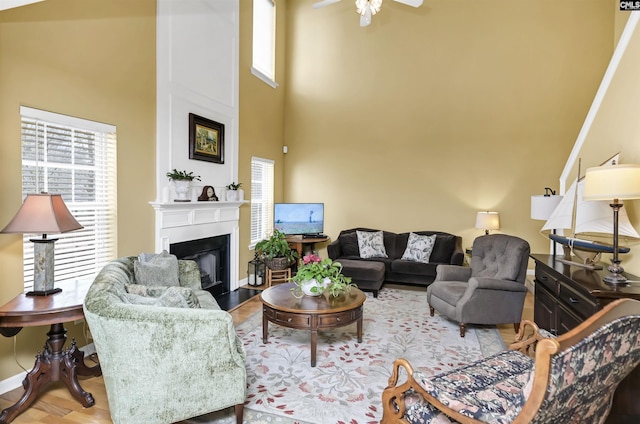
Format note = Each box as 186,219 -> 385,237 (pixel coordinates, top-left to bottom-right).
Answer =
250,157 -> 274,247
20,106 -> 117,290
252,0 -> 278,88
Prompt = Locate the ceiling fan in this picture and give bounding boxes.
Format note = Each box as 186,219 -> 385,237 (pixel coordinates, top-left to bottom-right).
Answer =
312,0 -> 423,27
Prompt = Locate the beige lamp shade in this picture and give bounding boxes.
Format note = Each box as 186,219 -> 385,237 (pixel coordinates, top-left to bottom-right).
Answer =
1,193 -> 83,295
475,211 -> 500,233
1,193 -> 83,236
583,164 -> 640,201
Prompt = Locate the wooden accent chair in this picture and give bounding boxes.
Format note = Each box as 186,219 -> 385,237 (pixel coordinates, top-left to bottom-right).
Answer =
381,298 -> 640,424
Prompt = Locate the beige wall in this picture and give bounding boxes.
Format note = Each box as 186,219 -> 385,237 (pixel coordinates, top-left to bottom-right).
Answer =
0,0 -> 156,381
283,0 -> 614,259
238,0 -> 288,270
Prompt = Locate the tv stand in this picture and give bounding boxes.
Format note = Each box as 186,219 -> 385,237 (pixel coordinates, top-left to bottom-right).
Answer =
285,235 -> 330,262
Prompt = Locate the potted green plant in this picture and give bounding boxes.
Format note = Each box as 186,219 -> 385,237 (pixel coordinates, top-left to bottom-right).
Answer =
166,169 -> 201,201
255,229 -> 298,270
225,181 -> 243,201
291,253 -> 355,298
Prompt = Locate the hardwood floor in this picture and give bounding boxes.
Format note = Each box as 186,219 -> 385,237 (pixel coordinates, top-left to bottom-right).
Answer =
0,287 -> 534,424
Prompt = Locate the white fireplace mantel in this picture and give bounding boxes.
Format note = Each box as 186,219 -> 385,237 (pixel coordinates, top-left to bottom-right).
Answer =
150,200 -> 248,290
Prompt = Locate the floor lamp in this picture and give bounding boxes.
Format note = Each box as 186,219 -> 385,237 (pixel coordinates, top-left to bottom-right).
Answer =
1,193 -> 83,295
583,164 -> 640,284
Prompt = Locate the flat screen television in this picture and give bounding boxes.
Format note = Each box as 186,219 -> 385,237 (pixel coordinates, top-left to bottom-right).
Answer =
274,203 -> 324,236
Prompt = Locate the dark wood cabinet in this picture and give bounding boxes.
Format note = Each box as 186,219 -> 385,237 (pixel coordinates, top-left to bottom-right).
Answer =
531,254 -> 640,423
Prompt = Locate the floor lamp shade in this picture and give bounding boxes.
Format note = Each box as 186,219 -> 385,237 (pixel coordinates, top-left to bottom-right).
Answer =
1,193 -> 83,295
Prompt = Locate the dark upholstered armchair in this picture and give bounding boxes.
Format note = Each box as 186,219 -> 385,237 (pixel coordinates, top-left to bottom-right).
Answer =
426,234 -> 530,337
381,298 -> 640,424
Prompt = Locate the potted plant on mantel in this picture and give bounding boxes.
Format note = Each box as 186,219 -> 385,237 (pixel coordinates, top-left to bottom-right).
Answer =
225,181 -> 243,201
166,169 -> 200,202
291,253 -> 356,298
255,229 -> 298,271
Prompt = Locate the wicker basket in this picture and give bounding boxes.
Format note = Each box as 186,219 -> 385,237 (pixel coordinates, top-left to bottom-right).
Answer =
264,257 -> 292,270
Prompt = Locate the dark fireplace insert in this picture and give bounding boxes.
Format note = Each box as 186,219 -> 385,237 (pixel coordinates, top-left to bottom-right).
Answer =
170,234 -> 230,297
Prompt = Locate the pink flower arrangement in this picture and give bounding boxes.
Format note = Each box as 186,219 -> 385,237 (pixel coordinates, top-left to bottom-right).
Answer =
302,253 -> 322,265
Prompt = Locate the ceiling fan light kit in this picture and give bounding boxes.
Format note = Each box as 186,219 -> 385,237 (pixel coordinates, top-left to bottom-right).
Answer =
313,0 -> 423,28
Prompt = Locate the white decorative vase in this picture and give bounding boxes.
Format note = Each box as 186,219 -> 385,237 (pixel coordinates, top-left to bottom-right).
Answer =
173,180 -> 191,202
226,190 -> 240,201
301,278 -> 331,296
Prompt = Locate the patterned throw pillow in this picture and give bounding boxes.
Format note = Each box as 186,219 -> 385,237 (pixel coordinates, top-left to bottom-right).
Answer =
134,250 -> 180,287
401,233 -> 437,263
356,230 -> 388,259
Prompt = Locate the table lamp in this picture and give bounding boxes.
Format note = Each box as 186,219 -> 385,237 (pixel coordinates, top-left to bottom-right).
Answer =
1,193 -> 83,295
531,188 -> 563,256
583,164 -> 640,284
475,211 -> 500,235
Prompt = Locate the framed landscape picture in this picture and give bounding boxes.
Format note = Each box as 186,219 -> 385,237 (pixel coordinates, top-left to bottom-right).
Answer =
189,113 -> 224,164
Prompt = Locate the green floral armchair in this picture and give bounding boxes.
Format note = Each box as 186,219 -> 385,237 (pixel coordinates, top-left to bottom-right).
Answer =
83,256 -> 246,424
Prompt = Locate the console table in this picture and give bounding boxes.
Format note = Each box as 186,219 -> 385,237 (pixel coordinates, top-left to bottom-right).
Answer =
0,279 -> 102,424
530,254 -> 640,423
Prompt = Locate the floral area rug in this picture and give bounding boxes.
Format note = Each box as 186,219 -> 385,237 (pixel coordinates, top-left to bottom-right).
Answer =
186,286 -> 505,424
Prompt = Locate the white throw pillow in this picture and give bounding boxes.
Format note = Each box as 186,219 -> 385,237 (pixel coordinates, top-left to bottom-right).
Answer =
356,230 -> 388,259
401,233 -> 437,263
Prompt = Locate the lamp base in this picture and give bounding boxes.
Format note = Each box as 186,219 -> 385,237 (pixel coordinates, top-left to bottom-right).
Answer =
603,261 -> 627,285
26,288 -> 63,296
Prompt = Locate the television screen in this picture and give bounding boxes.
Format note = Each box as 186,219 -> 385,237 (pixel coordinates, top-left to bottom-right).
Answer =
274,203 -> 324,235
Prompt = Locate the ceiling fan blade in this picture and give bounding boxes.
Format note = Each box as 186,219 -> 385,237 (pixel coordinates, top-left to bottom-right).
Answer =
312,0 -> 342,9
393,0 -> 423,7
360,7 -> 372,26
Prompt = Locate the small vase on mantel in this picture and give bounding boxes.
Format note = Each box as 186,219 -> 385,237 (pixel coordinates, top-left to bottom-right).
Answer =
226,190 -> 240,202
174,180 -> 191,202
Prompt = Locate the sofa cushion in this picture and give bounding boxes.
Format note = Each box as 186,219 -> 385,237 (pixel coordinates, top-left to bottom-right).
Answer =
357,230 -> 388,259
340,232 -> 361,257
430,234 -> 458,264
134,250 -> 180,287
125,284 -> 201,308
401,233 -> 437,263
391,259 -> 438,277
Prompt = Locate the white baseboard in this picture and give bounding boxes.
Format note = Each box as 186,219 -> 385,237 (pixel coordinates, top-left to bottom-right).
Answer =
0,342 -> 96,395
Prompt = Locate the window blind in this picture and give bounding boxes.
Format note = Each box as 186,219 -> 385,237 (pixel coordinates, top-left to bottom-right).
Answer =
250,157 -> 274,247
20,106 -> 117,290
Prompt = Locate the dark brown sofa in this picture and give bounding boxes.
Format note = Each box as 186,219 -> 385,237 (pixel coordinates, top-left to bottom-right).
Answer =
327,228 -> 464,297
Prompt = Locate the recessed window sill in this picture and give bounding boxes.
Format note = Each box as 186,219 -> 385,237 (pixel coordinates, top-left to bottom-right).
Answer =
251,67 -> 278,89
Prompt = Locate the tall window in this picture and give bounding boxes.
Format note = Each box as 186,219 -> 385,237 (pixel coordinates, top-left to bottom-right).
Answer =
252,0 -> 278,88
20,106 -> 117,290
250,157 -> 274,247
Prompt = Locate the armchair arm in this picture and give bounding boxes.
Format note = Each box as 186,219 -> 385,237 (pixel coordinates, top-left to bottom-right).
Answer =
84,304 -> 246,422
468,277 -> 528,292
327,239 -> 342,259
434,264 -> 471,282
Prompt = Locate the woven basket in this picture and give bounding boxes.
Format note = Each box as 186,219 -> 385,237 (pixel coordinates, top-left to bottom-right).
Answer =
264,257 -> 292,270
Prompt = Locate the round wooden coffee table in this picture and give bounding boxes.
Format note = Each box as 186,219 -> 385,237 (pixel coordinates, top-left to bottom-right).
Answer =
261,283 -> 366,367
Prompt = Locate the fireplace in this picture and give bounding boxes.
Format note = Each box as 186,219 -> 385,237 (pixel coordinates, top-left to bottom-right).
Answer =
150,201 -> 245,292
170,234 -> 230,297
